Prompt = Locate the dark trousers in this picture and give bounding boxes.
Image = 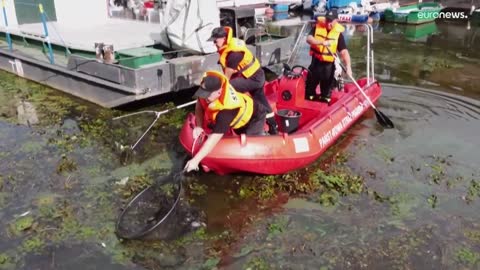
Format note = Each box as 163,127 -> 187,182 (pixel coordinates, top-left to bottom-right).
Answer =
234,108 -> 266,135
305,58 -> 335,99
230,69 -> 273,114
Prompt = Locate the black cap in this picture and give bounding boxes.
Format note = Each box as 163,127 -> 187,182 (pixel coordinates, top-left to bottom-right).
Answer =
207,27 -> 227,41
325,10 -> 338,22
193,75 -> 222,98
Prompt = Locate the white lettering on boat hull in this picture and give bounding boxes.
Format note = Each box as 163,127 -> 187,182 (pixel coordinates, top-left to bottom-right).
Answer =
318,101 -> 368,149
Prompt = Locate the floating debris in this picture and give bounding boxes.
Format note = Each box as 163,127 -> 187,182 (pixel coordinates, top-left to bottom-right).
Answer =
18,211 -> 31,217
116,177 -> 130,186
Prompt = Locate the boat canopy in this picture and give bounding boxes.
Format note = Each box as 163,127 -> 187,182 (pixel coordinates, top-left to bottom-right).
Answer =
159,0 -> 220,54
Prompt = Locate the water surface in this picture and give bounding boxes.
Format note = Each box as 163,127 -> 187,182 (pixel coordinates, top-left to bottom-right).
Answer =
0,20 -> 479,269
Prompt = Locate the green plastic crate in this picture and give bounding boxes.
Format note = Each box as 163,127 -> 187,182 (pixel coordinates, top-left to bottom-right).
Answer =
117,47 -> 164,69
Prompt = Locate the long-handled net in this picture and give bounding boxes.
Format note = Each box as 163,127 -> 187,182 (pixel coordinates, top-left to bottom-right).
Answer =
115,173 -> 184,240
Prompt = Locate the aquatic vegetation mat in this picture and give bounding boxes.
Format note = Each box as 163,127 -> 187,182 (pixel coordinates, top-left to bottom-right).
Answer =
1,22 -> 480,269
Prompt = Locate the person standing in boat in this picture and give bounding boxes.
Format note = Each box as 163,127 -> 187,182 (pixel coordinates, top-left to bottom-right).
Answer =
184,71 -> 267,172
306,10 -> 352,104
208,26 -> 278,135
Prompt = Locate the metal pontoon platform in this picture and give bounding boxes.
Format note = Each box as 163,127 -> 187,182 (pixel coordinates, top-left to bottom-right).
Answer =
4,19 -> 163,52
0,7 -> 295,108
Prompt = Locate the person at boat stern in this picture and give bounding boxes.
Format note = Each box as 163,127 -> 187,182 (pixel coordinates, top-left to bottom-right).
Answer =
184,71 -> 267,172
208,26 -> 278,135
306,9 -> 352,104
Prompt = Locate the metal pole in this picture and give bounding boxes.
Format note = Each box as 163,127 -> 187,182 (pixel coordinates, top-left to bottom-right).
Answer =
38,4 -> 54,64
368,24 -> 374,83
364,24 -> 370,85
369,24 -> 374,44
113,100 -> 197,150
371,49 -> 375,82
129,100 -> 197,150
287,21 -> 310,66
1,0 -> 12,50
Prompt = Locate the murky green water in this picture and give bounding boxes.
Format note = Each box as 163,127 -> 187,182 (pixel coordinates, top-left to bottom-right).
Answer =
1,20 -> 480,269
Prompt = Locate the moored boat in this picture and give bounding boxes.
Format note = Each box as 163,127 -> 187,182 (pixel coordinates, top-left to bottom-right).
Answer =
313,9 -> 370,23
382,21 -> 439,42
472,9 -> 480,25
326,0 -> 362,10
368,2 -> 400,21
403,21 -> 438,42
384,2 -> 443,25
0,0 -> 294,108
336,1 -> 370,23
337,13 -> 369,23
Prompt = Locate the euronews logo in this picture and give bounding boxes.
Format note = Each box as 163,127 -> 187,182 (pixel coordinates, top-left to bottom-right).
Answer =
418,11 -> 469,19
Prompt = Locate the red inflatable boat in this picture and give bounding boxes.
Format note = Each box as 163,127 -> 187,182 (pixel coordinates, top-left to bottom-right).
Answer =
178,65 -> 382,175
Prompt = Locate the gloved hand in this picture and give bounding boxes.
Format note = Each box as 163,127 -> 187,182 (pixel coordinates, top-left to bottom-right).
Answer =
192,127 -> 204,140
184,158 -> 200,172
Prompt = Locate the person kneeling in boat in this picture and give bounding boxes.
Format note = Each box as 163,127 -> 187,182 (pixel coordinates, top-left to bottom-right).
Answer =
208,26 -> 278,135
306,10 -> 352,104
184,71 -> 267,172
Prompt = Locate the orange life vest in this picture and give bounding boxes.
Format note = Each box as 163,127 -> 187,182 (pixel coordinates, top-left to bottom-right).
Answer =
218,27 -> 261,78
199,71 -> 254,130
309,17 -> 345,62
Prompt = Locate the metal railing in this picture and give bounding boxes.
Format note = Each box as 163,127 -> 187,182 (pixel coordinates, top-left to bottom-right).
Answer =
286,20 -> 376,84
1,0 -> 12,50
13,2 -> 72,57
1,1 -> 64,64
364,23 -> 374,85
38,4 -> 54,64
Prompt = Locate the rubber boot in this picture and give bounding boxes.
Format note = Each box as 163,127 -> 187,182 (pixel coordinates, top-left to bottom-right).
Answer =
319,88 -> 332,104
319,96 -> 331,104
266,116 -> 278,135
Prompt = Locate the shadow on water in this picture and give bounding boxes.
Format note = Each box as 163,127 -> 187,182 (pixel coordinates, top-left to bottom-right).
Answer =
0,19 -> 480,269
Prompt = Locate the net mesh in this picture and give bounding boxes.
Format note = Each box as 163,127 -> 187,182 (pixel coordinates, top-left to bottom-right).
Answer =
116,173 -> 183,240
